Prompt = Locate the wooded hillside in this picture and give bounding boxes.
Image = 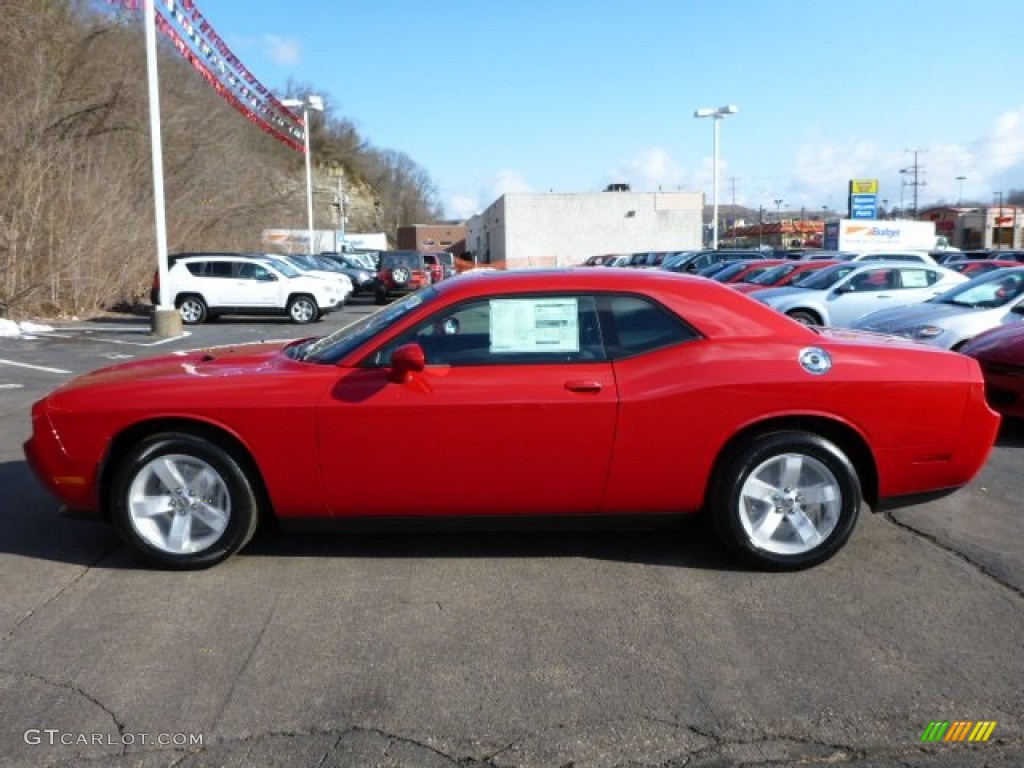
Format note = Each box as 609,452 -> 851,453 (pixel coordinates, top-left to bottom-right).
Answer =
0,0 -> 443,317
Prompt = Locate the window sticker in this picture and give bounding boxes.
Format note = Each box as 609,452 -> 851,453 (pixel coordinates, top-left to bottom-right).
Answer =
901,270 -> 930,288
490,298 -> 580,353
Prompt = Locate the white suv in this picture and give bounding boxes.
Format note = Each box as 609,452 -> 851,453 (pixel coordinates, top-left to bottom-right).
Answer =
159,254 -> 345,325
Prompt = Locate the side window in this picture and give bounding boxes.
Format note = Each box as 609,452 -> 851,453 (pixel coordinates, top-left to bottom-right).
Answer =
597,295 -> 699,358
848,268 -> 894,291
372,295 -> 605,366
235,262 -> 272,281
185,261 -> 206,277
207,261 -> 232,278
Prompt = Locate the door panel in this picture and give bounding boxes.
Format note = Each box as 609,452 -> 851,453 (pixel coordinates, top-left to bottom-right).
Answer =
317,363 -> 618,516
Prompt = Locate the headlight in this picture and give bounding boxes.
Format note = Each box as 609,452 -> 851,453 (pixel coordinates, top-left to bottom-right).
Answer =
357,271 -> 371,282
912,326 -> 944,339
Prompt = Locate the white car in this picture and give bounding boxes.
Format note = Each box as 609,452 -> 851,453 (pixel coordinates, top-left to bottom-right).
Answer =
162,253 -> 345,325
755,261 -> 968,328
851,267 -> 1024,349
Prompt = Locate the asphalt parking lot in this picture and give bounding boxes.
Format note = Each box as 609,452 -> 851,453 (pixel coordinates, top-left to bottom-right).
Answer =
1,299 -> 1022,767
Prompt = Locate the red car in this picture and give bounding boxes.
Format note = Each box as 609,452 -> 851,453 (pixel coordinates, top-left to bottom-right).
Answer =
731,260 -> 840,295
961,322 -> 1024,419
25,270 -> 999,571
710,259 -> 788,284
949,259 -> 1020,278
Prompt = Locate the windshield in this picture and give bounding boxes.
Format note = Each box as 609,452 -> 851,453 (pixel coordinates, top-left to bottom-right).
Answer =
794,264 -> 858,290
297,287 -> 440,363
933,269 -> 1024,308
711,263 -> 747,281
749,263 -> 796,285
260,256 -> 302,278
662,252 -> 695,269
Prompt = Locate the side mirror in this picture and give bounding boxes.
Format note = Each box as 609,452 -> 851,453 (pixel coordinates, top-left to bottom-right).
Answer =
1011,302 -> 1024,315
387,343 -> 426,383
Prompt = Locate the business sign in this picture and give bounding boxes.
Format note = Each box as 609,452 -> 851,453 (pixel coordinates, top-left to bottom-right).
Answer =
849,179 -> 879,195
850,194 -> 878,219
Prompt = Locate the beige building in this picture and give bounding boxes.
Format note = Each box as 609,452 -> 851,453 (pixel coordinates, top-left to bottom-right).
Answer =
465,190 -> 704,269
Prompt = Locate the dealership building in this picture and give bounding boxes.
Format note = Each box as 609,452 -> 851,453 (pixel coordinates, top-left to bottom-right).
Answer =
465,190 -> 704,269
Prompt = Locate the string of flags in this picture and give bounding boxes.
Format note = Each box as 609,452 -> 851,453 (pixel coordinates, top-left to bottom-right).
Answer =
114,0 -> 306,152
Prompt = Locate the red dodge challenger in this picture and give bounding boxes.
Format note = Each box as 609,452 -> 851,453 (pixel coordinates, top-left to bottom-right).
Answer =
25,269 -> 1000,570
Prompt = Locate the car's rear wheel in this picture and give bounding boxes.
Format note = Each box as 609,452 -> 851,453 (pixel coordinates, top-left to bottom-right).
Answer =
374,287 -> 388,305
711,431 -> 861,570
177,295 -> 208,325
287,295 -> 319,323
787,310 -> 820,326
110,433 -> 260,569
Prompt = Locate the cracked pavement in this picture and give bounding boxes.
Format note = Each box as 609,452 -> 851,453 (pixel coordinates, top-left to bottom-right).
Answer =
1,312 -> 1022,767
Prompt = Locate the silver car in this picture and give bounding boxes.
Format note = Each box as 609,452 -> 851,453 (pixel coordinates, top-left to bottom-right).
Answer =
851,267 -> 1024,349
755,261 -> 968,328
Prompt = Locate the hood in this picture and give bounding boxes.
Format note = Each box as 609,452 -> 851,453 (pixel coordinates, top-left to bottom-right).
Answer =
962,322 -> 1024,363
55,341 -> 294,393
753,286 -> 810,303
852,301 -> 971,331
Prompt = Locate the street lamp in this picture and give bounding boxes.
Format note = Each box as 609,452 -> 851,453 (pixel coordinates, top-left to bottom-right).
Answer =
282,94 -> 325,254
694,104 -> 738,249
956,175 -> 966,206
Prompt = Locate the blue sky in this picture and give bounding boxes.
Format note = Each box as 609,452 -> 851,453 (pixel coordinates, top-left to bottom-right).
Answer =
193,1 -> 1023,220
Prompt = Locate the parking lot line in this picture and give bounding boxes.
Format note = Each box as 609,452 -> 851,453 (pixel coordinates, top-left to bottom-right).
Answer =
0,358 -> 71,374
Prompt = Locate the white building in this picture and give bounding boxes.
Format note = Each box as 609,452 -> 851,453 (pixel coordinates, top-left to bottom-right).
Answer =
466,191 -> 704,269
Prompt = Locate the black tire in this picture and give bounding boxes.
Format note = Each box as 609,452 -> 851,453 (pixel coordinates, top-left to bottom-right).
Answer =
287,294 -> 319,324
710,431 -> 861,570
177,295 -> 208,325
109,432 -> 260,569
787,309 -> 820,326
374,287 -> 388,305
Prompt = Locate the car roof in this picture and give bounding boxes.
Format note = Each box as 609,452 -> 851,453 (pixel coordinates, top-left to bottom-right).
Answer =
434,268 -> 812,340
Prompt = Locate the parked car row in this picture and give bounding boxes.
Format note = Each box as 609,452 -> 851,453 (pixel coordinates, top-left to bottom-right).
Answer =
151,249 -> 463,323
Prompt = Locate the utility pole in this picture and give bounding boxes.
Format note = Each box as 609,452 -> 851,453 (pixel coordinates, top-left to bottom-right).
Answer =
905,148 -> 927,218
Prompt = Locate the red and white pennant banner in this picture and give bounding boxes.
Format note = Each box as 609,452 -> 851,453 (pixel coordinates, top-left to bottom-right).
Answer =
115,0 -> 306,152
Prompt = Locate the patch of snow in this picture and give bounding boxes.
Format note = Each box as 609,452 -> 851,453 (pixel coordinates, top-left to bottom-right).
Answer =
19,321 -> 54,333
0,319 -> 20,337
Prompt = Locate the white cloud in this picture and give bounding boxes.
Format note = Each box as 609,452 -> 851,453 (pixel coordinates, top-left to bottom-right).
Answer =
446,192 -> 481,221
608,147 -> 689,192
486,169 -> 533,197
262,35 -> 301,66
443,170 -> 534,220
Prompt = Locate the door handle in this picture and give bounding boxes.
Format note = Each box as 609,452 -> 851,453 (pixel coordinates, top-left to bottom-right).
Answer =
565,380 -> 602,393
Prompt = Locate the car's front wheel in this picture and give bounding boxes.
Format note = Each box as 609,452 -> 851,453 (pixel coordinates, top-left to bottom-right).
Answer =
287,295 -> 319,323
786,310 -> 820,326
177,295 -> 208,325
110,433 -> 260,569
711,431 -> 861,570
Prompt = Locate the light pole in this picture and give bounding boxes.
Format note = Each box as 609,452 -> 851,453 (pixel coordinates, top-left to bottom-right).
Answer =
956,175 -> 966,206
282,95 -> 324,254
694,104 -> 738,249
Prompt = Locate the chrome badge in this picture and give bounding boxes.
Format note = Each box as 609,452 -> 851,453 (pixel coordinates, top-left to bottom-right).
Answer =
799,347 -> 832,375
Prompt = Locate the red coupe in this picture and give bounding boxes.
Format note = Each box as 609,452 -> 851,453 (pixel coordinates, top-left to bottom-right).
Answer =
731,260 -> 840,294
25,270 -> 1000,570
